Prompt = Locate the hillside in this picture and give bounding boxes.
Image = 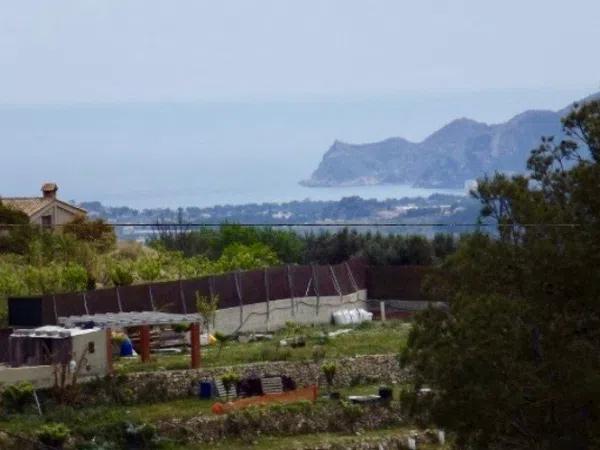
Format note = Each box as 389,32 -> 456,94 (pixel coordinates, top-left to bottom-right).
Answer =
303,93 -> 599,189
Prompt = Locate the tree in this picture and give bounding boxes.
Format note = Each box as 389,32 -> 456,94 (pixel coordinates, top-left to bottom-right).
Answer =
62,216 -> 116,253
401,100 -> 600,449
0,201 -> 31,254
214,243 -> 279,272
195,293 -> 219,334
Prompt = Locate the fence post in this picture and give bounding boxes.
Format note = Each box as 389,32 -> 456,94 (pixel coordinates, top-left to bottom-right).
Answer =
116,287 -> 123,312
140,325 -> 151,363
82,293 -> 89,315
264,268 -> 271,332
179,280 -> 187,314
287,265 -> 296,316
311,264 -> 320,317
148,285 -> 156,311
329,265 -> 343,303
234,271 -> 244,330
52,295 -> 58,324
190,322 -> 201,369
380,301 -> 386,322
106,328 -> 113,374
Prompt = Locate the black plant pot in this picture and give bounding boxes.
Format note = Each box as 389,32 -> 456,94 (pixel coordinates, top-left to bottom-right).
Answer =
378,386 -> 393,402
329,391 -> 341,400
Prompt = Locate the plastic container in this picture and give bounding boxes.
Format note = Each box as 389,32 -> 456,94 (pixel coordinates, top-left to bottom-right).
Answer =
198,381 -> 213,399
120,338 -> 133,357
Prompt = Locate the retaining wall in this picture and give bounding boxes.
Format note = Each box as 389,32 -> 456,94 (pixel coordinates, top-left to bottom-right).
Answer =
124,353 -> 404,401
214,290 -> 367,334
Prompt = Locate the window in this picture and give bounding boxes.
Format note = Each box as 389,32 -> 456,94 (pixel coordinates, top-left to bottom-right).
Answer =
41,215 -> 53,228
87,342 -> 95,354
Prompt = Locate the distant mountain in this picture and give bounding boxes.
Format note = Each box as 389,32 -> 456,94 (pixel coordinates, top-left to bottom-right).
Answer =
302,92 -> 599,189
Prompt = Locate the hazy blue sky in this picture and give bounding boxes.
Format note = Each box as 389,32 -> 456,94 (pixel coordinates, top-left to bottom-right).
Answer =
1,0 -> 599,104
1,1 -> 599,207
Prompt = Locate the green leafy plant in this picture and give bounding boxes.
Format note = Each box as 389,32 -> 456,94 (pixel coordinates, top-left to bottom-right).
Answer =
37,423 -> 71,449
1,381 -> 34,413
124,422 -> 159,449
109,262 -> 134,287
195,293 -> 219,334
213,331 -> 229,357
172,323 -> 189,333
311,344 -> 327,362
321,362 -> 337,393
221,371 -> 240,401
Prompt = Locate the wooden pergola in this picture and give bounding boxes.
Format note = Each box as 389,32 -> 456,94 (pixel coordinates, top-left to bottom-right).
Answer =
58,311 -> 203,370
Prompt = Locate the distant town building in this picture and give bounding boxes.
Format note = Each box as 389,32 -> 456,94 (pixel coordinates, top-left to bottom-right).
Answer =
1,183 -> 86,228
464,179 -> 478,195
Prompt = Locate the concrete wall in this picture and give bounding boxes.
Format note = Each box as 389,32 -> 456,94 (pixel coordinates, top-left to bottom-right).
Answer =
213,289 -> 367,335
0,329 -> 108,388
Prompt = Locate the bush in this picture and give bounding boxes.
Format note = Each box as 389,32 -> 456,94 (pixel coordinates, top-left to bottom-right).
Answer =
311,345 -> 327,362
221,371 -> 240,400
37,423 -> 71,448
1,381 -> 34,413
321,362 -> 337,391
109,262 -> 134,287
124,422 -> 159,449
172,323 -> 189,333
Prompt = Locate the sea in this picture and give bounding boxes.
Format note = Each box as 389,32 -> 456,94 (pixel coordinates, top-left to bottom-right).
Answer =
0,88 -> 589,209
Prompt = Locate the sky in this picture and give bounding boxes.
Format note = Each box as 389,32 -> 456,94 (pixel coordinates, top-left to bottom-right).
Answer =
1,1 -> 599,207
1,0 -> 599,104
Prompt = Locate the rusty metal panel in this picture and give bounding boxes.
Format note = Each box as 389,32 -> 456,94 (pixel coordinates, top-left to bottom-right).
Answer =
347,258 -> 368,289
40,295 -> 57,325
290,265 -> 315,298
315,265 -> 337,296
54,292 -> 87,317
366,265 -> 430,300
119,284 -> 153,312
267,266 -> 291,300
85,288 -> 120,315
212,273 -> 238,308
332,264 -> 354,295
181,277 -> 211,313
150,281 -> 184,313
0,328 -> 11,363
241,269 -> 267,305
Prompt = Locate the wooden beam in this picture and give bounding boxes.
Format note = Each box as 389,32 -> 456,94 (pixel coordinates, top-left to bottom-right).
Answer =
190,322 -> 201,369
106,328 -> 113,374
140,325 -> 151,363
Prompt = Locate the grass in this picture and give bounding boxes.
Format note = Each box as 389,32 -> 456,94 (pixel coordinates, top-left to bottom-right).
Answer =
0,398 -> 214,434
1,383 -> 447,450
1,320 -> 414,448
114,320 -> 411,373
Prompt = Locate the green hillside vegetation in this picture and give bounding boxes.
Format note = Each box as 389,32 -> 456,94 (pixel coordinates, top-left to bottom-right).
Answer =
0,202 -> 458,327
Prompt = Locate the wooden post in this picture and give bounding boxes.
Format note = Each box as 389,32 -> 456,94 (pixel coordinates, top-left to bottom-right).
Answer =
190,322 -> 201,369
106,328 -> 113,374
140,325 -> 151,363
380,301 -> 386,322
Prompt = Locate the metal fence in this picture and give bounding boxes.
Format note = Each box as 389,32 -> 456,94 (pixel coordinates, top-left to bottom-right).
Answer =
9,259 -> 369,327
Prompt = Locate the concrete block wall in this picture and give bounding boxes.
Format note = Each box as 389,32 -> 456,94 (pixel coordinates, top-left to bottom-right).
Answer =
214,290 -> 367,335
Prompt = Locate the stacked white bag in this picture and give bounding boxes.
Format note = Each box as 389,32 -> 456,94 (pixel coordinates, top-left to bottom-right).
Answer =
332,308 -> 373,325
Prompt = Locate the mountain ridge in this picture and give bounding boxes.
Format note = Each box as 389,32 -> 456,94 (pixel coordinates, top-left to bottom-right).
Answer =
302,92 -> 599,189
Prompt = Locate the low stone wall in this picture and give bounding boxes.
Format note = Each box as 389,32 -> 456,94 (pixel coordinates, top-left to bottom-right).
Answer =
125,353 -> 404,401
214,290 -> 368,335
